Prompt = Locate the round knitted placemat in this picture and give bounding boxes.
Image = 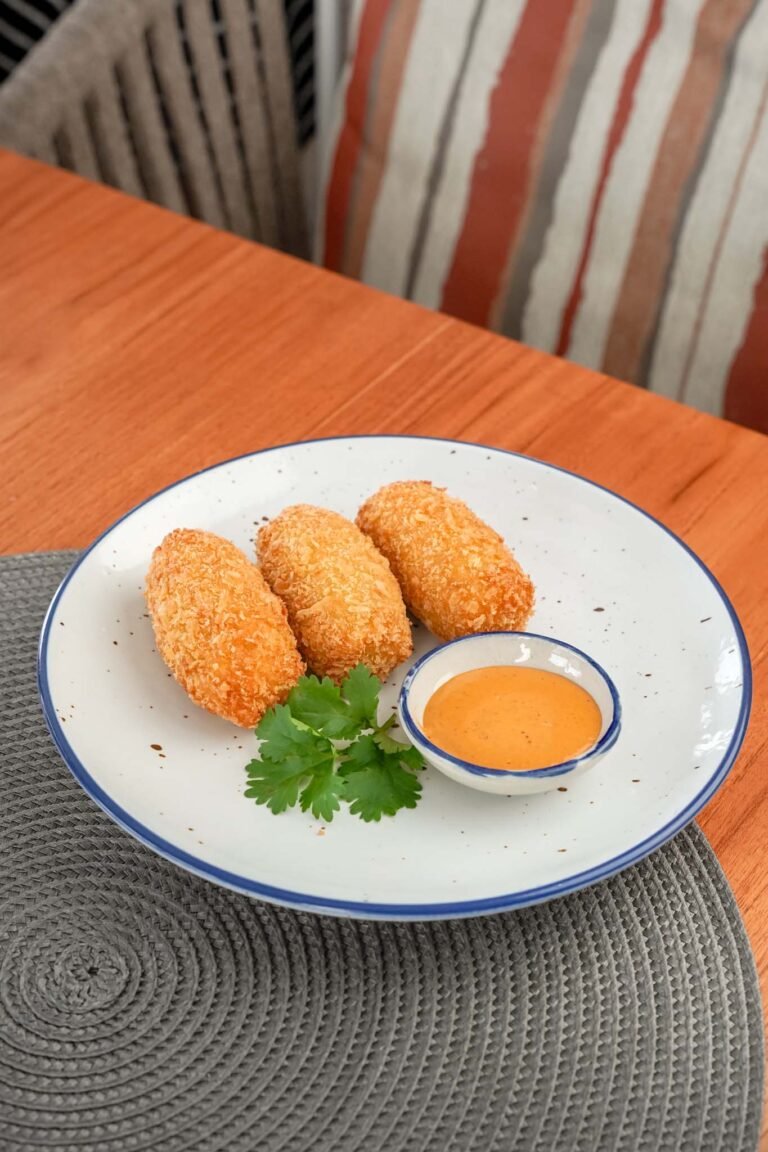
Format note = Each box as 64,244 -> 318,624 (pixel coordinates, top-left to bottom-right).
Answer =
0,552 -> 763,1152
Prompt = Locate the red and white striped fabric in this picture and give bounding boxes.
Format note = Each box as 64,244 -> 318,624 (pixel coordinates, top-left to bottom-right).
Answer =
319,0 -> 768,433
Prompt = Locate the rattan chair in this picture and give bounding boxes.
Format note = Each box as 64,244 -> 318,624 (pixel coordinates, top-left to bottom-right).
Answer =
0,0 -> 307,255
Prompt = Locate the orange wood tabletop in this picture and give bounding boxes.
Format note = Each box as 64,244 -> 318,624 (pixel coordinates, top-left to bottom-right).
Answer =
2,150 -> 767,1124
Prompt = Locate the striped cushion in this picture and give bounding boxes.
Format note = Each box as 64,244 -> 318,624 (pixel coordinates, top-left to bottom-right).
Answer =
320,0 -> 768,433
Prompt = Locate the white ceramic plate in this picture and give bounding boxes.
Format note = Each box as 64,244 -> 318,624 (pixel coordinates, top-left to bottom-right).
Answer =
39,436 -> 751,919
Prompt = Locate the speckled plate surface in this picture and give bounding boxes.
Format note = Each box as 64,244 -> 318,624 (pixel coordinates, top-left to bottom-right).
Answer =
38,436 -> 751,919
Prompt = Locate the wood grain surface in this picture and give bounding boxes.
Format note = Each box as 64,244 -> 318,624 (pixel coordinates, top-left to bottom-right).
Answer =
2,151 -> 766,1131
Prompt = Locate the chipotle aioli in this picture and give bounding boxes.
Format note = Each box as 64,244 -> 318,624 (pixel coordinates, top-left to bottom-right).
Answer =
422,665 -> 601,771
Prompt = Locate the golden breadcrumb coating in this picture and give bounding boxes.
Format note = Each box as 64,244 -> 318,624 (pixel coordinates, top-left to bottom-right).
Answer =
146,529 -> 304,727
257,505 -> 412,682
356,481 -> 535,641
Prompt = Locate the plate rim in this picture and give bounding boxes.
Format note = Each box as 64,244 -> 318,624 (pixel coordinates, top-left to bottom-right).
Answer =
37,434 -> 753,920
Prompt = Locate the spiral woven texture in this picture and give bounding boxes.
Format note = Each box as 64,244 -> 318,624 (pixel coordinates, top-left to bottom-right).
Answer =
0,552 -> 763,1152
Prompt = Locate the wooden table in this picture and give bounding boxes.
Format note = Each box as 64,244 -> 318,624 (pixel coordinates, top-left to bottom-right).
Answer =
2,149 -> 767,1121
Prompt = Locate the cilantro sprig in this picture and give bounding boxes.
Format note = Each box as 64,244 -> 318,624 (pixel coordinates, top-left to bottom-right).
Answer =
244,665 -> 424,822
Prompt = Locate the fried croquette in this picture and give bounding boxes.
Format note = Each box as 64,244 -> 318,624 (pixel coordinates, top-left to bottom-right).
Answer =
356,481 -> 535,640
146,529 -> 304,727
257,505 -> 412,682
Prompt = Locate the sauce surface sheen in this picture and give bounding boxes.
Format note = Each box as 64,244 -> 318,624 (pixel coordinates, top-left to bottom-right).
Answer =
422,665 -> 602,771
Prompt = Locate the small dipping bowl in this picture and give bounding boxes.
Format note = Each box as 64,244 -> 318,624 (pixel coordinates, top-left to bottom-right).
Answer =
398,632 -> 621,795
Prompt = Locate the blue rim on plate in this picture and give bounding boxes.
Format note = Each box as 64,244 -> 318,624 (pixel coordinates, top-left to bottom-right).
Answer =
37,435 -> 753,920
398,632 -> 622,779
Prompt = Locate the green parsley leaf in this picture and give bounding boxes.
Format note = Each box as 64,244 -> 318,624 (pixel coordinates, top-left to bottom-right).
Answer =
373,726 -> 406,755
256,704 -> 328,762
245,666 -> 424,823
341,664 -> 381,728
398,743 -> 425,772
338,732 -> 379,774
299,763 -> 346,822
286,674 -> 359,738
244,756 -> 318,815
343,740 -> 423,822
372,717 -> 425,769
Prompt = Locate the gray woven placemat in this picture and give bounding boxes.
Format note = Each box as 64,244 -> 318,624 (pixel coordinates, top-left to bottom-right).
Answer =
0,552 -> 763,1152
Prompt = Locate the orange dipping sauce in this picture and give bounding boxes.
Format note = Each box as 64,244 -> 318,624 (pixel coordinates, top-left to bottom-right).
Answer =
422,665 -> 602,771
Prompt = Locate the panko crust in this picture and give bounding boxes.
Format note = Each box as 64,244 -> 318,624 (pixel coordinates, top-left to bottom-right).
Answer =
356,481 -> 535,641
146,528 -> 304,727
257,505 -> 412,682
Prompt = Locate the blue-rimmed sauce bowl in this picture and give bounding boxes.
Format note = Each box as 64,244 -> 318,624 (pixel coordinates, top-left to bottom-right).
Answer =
398,632 -> 622,795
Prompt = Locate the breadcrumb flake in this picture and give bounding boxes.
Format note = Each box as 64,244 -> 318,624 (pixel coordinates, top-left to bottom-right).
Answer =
356,481 -> 534,640
257,505 -> 412,682
146,529 -> 304,727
